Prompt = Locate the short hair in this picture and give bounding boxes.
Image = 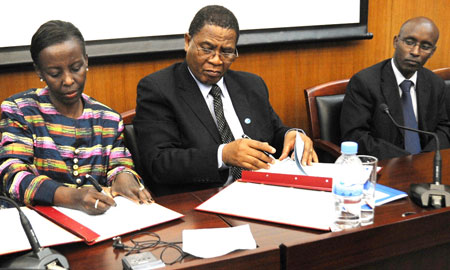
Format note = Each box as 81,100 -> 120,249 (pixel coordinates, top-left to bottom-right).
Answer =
30,20 -> 86,66
188,5 -> 240,42
398,16 -> 439,43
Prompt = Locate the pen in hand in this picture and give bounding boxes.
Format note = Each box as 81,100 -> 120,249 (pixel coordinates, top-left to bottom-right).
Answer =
86,174 -> 110,197
241,134 -> 276,159
86,174 -> 116,210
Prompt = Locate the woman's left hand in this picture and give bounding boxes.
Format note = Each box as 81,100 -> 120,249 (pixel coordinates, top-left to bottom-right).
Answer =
111,173 -> 154,204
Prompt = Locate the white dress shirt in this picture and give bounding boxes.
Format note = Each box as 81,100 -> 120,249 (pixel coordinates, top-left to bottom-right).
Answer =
188,68 -> 244,172
391,58 -> 418,120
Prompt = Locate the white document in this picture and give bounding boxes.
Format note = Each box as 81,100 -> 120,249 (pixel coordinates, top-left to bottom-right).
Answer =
182,224 -> 256,258
258,159 -> 345,178
196,181 -> 334,231
259,159 -> 378,181
0,207 -> 82,255
55,197 -> 183,242
0,197 -> 183,255
293,131 -> 307,174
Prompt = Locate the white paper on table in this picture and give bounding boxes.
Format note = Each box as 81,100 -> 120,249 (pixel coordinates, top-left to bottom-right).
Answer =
196,181 -> 334,230
54,196 -> 183,242
182,224 -> 256,258
0,207 -> 82,255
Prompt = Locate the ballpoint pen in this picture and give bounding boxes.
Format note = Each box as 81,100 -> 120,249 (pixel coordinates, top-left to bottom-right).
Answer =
241,134 -> 275,159
86,174 -> 108,196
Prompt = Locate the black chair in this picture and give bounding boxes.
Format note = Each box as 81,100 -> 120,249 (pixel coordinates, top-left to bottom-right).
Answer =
304,79 -> 349,162
121,109 -> 143,176
433,67 -> 450,120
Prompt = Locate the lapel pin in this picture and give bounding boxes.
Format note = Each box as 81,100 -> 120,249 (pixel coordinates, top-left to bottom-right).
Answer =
244,118 -> 251,124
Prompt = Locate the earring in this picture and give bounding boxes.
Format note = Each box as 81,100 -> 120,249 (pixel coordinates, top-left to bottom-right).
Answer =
86,67 -> 89,72
40,78 -> 43,82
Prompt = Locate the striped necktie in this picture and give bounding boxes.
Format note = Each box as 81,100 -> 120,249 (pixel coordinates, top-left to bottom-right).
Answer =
210,84 -> 241,181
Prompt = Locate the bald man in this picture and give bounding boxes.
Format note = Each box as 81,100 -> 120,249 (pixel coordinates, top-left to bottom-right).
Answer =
340,17 -> 450,160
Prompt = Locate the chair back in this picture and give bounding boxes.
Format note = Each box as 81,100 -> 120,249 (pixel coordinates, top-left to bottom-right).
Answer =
433,67 -> 450,119
121,109 -> 142,176
304,79 -> 349,162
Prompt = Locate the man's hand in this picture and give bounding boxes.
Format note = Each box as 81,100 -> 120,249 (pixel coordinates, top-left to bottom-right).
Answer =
279,130 -> 318,165
222,138 -> 276,170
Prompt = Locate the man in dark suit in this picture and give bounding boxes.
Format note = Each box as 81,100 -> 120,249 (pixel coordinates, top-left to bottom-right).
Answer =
134,5 -> 317,195
341,17 -> 450,160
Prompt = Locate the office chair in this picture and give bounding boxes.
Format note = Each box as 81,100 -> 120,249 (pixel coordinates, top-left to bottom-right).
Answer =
304,79 -> 349,162
433,67 -> 450,119
120,109 -> 143,176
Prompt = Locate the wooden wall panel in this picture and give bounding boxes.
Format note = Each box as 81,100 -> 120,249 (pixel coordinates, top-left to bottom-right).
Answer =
0,0 -> 448,136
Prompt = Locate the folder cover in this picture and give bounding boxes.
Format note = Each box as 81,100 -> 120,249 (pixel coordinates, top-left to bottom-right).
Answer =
1,197 -> 184,255
31,205 -> 100,244
240,170 -> 332,191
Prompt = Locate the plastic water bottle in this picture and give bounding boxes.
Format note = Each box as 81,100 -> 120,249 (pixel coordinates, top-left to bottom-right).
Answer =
332,141 -> 364,230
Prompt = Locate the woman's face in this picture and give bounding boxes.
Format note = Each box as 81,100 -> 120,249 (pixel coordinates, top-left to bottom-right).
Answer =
35,38 -> 88,108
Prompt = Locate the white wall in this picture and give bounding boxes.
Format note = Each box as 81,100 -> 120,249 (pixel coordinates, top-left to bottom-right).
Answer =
1,0 -> 360,48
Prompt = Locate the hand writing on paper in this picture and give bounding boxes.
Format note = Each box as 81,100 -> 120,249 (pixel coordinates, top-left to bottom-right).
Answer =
54,186 -> 116,215
223,138 -> 276,170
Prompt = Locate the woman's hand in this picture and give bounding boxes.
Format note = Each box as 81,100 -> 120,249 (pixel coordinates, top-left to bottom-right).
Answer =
54,186 -> 116,215
111,173 -> 153,205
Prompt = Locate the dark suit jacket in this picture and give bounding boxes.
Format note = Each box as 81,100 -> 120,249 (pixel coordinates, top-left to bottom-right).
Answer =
341,59 -> 450,160
134,61 -> 290,195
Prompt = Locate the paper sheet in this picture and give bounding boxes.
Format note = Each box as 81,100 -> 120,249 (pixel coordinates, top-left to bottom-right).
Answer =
0,207 -> 81,255
55,197 -> 183,241
294,131 -> 307,174
182,224 -> 256,258
197,181 -> 335,230
1,197 -> 183,255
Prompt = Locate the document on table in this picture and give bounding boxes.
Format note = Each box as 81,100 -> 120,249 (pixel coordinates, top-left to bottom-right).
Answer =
196,181 -> 335,231
182,224 -> 257,258
53,196 -> 183,242
0,207 -> 82,255
1,197 -> 183,255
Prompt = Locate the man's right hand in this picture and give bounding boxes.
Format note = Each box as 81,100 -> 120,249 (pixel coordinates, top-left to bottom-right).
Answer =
222,138 -> 276,170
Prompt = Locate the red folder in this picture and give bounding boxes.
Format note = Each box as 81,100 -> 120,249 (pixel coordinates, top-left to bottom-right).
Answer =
240,170 -> 332,191
31,205 -> 100,244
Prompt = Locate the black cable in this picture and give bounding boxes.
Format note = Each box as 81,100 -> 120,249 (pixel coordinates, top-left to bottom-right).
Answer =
113,231 -> 189,265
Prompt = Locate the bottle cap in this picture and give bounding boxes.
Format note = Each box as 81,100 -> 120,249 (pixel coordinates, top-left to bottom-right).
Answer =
340,141 -> 358,154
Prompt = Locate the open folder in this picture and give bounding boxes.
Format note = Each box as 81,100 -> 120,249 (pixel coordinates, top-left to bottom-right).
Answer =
0,197 -> 183,255
196,162 -> 407,231
196,171 -> 335,231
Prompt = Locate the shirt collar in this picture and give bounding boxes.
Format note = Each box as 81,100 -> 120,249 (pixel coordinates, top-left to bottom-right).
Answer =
391,58 -> 417,86
187,66 -> 226,99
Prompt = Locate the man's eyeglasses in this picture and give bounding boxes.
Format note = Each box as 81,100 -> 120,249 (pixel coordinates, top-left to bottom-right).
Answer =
192,40 -> 238,61
399,37 -> 435,53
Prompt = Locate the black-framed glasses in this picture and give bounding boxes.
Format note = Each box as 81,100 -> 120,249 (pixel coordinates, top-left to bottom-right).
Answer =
399,37 -> 435,53
192,40 -> 238,61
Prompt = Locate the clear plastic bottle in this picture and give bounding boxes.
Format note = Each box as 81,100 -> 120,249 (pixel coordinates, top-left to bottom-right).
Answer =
332,141 -> 364,230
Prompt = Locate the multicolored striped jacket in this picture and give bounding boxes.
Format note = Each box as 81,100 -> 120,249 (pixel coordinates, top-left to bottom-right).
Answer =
0,87 -> 140,206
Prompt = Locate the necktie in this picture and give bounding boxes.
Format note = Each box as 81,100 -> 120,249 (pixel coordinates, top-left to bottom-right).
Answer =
210,84 -> 241,181
400,80 -> 421,154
